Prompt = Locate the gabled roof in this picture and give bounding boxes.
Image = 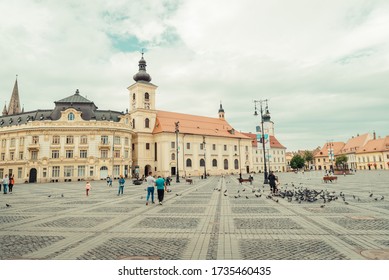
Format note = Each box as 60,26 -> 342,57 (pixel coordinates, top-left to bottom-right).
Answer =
340,133 -> 371,154
153,110 -> 250,139
357,136 -> 389,154
240,132 -> 286,149
314,142 -> 345,157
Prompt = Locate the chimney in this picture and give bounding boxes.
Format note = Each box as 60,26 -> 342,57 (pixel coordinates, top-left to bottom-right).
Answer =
373,131 -> 376,140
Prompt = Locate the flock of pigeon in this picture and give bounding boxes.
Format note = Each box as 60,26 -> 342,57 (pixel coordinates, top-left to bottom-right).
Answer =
217,179 -> 385,207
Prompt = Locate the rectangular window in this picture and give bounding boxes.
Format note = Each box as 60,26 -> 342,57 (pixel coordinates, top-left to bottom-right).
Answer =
80,135 -> 88,144
19,137 -> 24,146
42,168 -> 47,178
78,166 -> 86,177
124,150 -> 129,158
89,166 -> 94,176
200,143 -> 204,150
234,145 -> 237,152
18,167 -> 23,178
213,144 -> 216,151
10,151 -> 14,160
245,146 -> 248,152
52,150 -> 60,158
0,168 -> 3,178
1,139 -> 6,147
19,152 -> 23,160
10,138 -> 16,147
114,150 -> 120,158
114,136 -> 121,145
1,153 -> 5,161
101,136 -> 108,144
171,142 -> 175,149
224,145 -> 227,151
32,136 -> 39,144
52,135 -> 60,144
66,136 -> 74,144
80,150 -> 87,158
64,166 -> 73,177
31,151 -> 38,160
125,137 -> 129,145
101,150 -> 108,158
146,143 -> 150,150
52,166 -> 60,177
66,150 -> 73,158
187,143 -> 191,149
113,165 -> 120,177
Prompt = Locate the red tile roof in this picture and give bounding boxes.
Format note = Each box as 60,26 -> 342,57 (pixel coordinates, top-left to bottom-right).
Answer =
314,142 -> 345,157
241,132 -> 286,149
153,110 -> 250,139
340,133 -> 371,154
357,136 -> 389,153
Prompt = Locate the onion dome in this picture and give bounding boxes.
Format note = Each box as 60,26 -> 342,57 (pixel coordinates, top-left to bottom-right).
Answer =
133,55 -> 152,82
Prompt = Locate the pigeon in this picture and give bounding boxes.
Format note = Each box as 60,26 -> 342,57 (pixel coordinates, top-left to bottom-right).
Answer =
61,194 -> 64,198
224,190 -> 227,193
223,193 -> 228,197
6,203 -> 11,207
381,196 -> 384,200
369,193 -> 373,197
320,204 -> 325,208
48,195 -> 52,198
344,201 -> 349,205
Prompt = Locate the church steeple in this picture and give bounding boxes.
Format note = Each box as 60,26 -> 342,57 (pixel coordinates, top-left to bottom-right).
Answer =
8,76 -> 21,115
2,102 -> 8,116
133,51 -> 152,83
218,102 -> 225,119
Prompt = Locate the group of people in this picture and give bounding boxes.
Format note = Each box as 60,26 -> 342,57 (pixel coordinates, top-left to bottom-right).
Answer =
1,174 -> 15,194
146,172 -> 168,205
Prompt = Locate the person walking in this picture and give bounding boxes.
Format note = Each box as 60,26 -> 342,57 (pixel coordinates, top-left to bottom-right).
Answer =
268,171 -> 278,195
117,175 -> 125,195
155,175 -> 167,205
145,171 -> 155,205
85,181 -> 91,196
2,174 -> 9,194
109,176 -> 113,187
106,176 -> 110,186
8,175 -> 14,194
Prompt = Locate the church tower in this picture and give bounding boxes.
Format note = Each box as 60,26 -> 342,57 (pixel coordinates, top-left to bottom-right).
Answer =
262,104 -> 275,136
8,77 -> 21,115
127,53 -> 157,133
218,102 -> 225,119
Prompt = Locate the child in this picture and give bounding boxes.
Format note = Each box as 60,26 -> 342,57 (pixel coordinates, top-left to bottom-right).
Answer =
85,181 -> 91,196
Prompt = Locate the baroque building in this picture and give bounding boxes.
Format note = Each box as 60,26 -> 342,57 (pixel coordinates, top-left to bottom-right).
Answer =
0,55 -> 263,183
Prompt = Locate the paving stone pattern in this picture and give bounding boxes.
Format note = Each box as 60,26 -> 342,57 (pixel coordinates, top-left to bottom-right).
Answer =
1,170 -> 389,260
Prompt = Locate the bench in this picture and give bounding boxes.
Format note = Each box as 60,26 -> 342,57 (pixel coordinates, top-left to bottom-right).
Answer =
323,176 -> 337,183
238,178 -> 253,184
133,179 -> 143,185
186,179 -> 193,184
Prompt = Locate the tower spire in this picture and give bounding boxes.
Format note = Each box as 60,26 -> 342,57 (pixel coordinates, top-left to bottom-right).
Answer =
8,75 -> 21,115
133,51 -> 152,82
218,101 -> 225,119
2,102 -> 8,116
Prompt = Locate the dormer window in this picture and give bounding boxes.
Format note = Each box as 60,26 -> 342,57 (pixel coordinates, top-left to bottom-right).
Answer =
68,112 -> 75,121
9,118 -> 13,124
39,114 -> 44,120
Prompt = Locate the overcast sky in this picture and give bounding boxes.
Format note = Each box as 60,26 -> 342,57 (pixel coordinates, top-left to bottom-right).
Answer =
1,0 -> 388,151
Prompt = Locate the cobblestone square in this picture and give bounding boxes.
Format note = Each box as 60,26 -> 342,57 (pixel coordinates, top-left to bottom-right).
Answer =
1,171 -> 389,260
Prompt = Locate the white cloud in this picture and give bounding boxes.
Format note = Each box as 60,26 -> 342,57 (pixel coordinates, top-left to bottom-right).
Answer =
1,0 -> 388,151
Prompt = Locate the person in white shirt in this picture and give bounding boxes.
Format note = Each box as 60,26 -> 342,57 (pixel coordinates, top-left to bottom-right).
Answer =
145,172 -> 156,205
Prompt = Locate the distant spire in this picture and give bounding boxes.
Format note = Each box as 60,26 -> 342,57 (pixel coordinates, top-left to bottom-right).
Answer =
218,101 -> 225,119
8,75 -> 21,115
2,102 -> 8,116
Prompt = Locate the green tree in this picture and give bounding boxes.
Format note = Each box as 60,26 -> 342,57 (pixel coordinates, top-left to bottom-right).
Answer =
290,154 -> 305,170
303,150 -> 314,169
335,155 -> 348,170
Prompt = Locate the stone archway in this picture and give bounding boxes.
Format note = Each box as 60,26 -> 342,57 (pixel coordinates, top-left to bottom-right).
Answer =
29,168 -> 37,183
100,166 -> 108,179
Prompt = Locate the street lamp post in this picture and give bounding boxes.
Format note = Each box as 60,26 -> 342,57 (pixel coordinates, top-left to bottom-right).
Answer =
254,99 -> 269,184
202,136 -> 207,179
327,140 -> 334,173
175,121 -> 180,183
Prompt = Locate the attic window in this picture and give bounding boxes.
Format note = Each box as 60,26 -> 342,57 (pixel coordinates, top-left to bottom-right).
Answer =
9,118 -> 13,124
17,117 -> 22,123
68,112 -> 75,121
39,114 -> 44,120
102,115 -> 106,120
0,119 -> 4,125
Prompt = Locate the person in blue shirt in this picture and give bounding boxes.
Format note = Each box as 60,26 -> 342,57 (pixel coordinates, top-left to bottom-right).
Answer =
117,175 -> 125,195
155,176 -> 167,205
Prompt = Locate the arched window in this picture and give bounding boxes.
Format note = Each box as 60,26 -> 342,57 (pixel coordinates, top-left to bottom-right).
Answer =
133,93 -> 136,100
145,92 -> 149,100
186,158 -> 192,167
234,159 -> 239,169
68,112 -> 75,121
132,119 -> 135,129
212,159 -> 217,167
145,118 -> 150,128
224,159 -> 229,170
171,153 -> 175,160
200,159 -> 205,167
